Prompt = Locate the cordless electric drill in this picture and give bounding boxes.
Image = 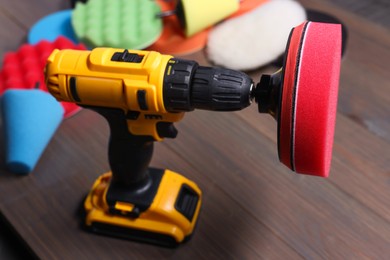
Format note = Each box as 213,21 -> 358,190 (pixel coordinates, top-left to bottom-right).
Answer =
44,21 -> 342,248
45,47 -> 253,246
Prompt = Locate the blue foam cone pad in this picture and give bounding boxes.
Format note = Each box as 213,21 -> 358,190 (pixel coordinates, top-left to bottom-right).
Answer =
1,89 -> 64,174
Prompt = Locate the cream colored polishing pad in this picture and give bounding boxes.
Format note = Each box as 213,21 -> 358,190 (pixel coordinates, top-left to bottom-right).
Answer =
207,0 -> 306,71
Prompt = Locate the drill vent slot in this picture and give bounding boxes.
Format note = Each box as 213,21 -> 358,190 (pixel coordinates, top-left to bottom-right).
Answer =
47,76 -> 61,100
175,185 -> 199,222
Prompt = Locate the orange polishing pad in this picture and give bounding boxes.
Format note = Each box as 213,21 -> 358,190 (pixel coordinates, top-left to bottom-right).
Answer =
278,21 -> 341,177
229,0 -> 269,19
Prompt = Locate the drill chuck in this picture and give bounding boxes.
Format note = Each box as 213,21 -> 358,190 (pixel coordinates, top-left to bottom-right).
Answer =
163,59 -> 253,112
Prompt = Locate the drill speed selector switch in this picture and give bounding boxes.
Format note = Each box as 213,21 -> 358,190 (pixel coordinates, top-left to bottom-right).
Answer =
111,49 -> 144,63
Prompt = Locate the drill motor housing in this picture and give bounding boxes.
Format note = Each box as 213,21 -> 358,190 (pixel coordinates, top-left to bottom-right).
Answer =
46,48 -> 181,141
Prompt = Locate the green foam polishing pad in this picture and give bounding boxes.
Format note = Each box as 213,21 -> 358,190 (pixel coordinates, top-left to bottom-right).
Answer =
1,89 -> 64,174
72,0 -> 163,49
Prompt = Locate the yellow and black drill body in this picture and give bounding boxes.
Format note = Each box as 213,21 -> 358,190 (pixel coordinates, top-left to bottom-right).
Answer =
45,48 -> 253,246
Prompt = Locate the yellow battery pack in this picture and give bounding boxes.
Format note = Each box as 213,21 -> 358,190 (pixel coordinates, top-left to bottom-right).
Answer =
84,169 -> 202,247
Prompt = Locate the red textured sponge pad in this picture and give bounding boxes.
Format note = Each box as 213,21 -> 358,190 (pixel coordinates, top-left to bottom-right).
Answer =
0,36 -> 86,118
278,21 -> 341,177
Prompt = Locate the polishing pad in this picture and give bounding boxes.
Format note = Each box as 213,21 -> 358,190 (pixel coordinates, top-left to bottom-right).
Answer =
1,89 -> 64,174
0,36 -> 86,118
229,0 -> 269,19
278,21 -> 341,177
147,0 -> 210,55
178,0 -> 239,37
306,9 -> 348,57
206,0 -> 306,70
28,10 -> 78,44
72,0 -> 162,49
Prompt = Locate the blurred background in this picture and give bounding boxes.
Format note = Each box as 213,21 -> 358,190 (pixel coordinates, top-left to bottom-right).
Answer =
0,0 -> 389,259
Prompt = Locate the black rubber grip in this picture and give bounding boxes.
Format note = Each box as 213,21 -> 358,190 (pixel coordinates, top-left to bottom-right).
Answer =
190,66 -> 253,111
163,59 -> 253,112
87,106 -> 154,187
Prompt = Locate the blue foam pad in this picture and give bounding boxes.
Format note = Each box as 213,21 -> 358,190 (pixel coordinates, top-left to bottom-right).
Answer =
28,10 -> 79,44
1,89 -> 64,174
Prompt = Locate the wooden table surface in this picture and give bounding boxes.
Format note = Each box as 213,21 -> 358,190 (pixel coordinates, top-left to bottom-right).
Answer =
0,0 -> 389,259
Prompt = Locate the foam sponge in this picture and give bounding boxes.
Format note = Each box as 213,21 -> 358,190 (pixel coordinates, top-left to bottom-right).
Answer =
147,0 -> 210,55
207,0 -> 306,70
179,0 -> 239,37
72,0 -> 162,49
278,21 -> 341,177
229,0 -> 269,19
1,89 -> 64,174
0,36 -> 86,118
28,10 -> 78,44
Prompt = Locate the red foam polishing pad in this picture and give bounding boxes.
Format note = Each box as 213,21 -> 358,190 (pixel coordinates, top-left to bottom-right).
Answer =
278,21 -> 341,177
0,36 -> 86,118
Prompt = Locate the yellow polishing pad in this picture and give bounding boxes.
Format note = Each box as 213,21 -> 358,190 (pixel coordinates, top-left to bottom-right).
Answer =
179,0 -> 239,37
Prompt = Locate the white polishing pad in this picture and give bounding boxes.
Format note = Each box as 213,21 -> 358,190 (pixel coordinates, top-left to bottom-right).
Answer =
207,0 -> 306,71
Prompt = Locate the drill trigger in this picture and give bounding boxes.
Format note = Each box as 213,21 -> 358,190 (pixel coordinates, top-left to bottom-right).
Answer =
156,122 -> 178,139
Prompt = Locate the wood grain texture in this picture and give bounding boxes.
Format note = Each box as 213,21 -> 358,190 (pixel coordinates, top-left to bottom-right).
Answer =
0,0 -> 389,259
323,0 -> 390,28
